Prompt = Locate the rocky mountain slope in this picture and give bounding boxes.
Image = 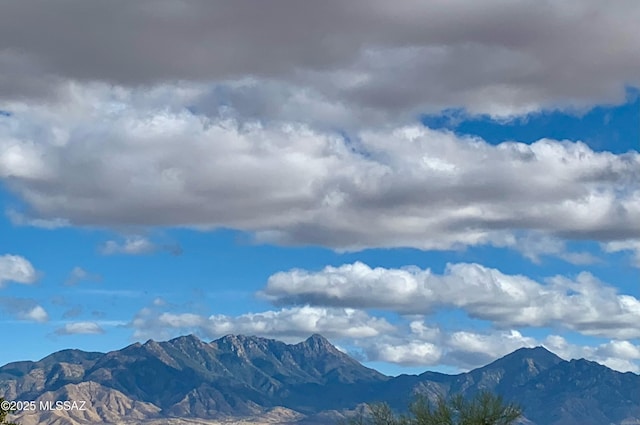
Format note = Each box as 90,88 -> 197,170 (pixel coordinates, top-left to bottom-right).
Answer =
1,334 -> 638,425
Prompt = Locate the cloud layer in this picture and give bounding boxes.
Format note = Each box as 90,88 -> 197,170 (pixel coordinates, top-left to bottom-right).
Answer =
129,302 -> 640,373
131,305 -> 395,342
127,259 -> 640,373
0,297 -> 49,323
1,1 -> 640,117
264,262 -> 640,339
1,86 -> 638,256
1,0 -> 638,376
55,321 -> 105,335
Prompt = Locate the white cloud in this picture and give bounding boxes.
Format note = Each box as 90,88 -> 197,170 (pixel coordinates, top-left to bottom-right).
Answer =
512,233 -> 598,265
100,236 -> 158,255
152,297 -> 166,306
361,326 -> 538,369
370,341 -> 442,366
6,209 -> 69,229
100,235 -> 182,256
128,301 -> 640,373
543,335 -> 640,374
263,262 -> 640,339
355,318 -> 640,373
602,239 -> 640,267
20,305 -> 49,323
130,305 -> 395,342
363,324 -> 640,373
445,329 -> 537,368
1,86 -> 638,256
0,254 -> 38,287
55,321 -> 105,335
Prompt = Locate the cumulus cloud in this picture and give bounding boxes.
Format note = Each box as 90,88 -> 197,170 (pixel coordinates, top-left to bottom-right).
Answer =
130,305 -> 395,342
363,323 -> 640,373
0,254 -> 38,287
362,325 -> 537,369
21,305 -> 49,323
369,340 -> 443,366
602,239 -> 640,267
263,262 -> 640,339
0,298 -> 49,323
543,335 -> 640,374
1,1 -> 639,117
0,87 -> 638,256
100,235 -> 181,256
341,316 -> 640,372
55,321 -> 105,335
128,301 -> 640,373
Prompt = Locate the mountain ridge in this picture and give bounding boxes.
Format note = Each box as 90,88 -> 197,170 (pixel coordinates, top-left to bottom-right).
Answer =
1,335 -> 638,425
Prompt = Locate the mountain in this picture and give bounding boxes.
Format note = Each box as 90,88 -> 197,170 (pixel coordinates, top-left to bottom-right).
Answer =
1,335 -> 638,425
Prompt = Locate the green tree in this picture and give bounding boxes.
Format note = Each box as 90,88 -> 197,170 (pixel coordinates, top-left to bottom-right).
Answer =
0,398 -> 19,425
344,391 -> 522,425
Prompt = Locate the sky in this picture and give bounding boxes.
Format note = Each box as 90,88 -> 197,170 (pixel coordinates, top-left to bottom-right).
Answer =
0,0 -> 639,377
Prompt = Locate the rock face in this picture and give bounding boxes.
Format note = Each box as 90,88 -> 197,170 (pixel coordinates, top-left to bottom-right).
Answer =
1,335 -> 639,425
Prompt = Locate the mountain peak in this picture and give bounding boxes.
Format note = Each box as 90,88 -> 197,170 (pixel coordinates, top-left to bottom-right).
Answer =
218,333 -> 244,342
475,345 -> 565,383
512,346 -> 563,362
5,335 -> 639,425
297,334 -> 338,353
168,334 -> 203,344
493,345 -> 563,363
306,333 -> 332,345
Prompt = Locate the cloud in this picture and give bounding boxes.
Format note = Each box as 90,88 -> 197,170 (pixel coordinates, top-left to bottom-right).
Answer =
64,266 -> 101,286
369,340 -> 443,366
127,301 -> 640,373
1,1 -> 640,117
602,239 -> 640,267
6,209 -> 69,229
55,321 -> 105,335
100,236 -> 157,255
444,329 -> 537,368
0,298 -> 50,323
152,297 -> 166,306
61,306 -> 83,319
347,317 -> 640,373
0,297 -> 49,323
1,88 -> 638,255
21,305 -> 49,323
363,323 -> 640,373
100,235 -> 181,256
263,262 -> 640,339
78,289 -> 144,298
0,254 -> 38,287
512,233 -> 599,265
130,305 -> 395,342
543,335 -> 640,374
361,325 -> 537,369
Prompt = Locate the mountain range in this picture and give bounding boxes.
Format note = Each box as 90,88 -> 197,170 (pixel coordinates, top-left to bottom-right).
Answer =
1,334 -> 638,425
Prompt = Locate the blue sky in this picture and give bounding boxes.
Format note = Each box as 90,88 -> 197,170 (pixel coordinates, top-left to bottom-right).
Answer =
1,1 -> 639,377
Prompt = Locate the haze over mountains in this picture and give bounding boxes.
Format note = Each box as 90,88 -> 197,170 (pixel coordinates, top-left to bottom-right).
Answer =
1,334 -> 638,425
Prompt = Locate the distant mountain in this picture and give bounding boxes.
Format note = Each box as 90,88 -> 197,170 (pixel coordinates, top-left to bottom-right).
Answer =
1,334 -> 638,425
